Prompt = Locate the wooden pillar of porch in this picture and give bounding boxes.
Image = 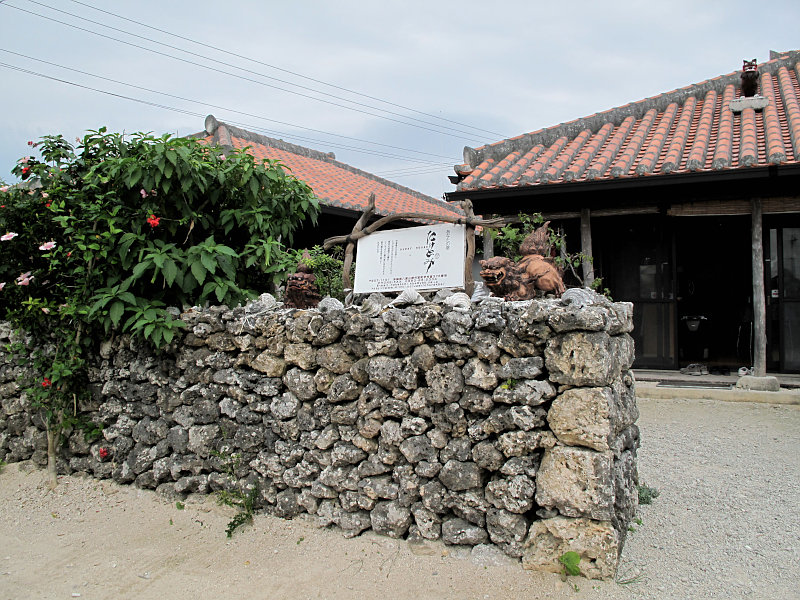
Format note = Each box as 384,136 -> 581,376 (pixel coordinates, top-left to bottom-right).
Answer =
580,208 -> 595,287
751,198 -> 767,376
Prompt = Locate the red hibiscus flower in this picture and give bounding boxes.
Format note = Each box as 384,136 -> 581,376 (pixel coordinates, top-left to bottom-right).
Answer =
98,447 -> 109,460
42,377 -> 51,387
147,214 -> 160,228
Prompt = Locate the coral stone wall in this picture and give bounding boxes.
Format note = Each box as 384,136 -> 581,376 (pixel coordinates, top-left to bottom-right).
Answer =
0,292 -> 639,579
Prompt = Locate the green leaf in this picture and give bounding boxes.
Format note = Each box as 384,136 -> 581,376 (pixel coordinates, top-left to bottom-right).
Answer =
109,301 -> 125,327
200,252 -> 217,274
191,260 -> 206,286
559,552 -> 581,577
214,282 -> 227,303
162,259 -> 178,287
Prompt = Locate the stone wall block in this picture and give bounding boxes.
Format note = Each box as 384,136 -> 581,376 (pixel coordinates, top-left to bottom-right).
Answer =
284,343 -> 316,370
522,516 -> 619,580
250,352 -> 287,377
545,331 -> 626,387
547,387 -> 614,451
547,305 -> 609,333
535,446 -> 615,521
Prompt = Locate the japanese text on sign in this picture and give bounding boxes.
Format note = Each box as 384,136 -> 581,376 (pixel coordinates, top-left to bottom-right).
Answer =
353,224 -> 466,294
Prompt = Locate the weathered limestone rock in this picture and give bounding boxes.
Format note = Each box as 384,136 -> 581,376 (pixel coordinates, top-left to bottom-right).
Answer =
250,351 -> 287,377
522,516 -> 619,580
535,446 -> 615,521
545,331 -> 634,386
370,500 -> 412,538
441,517 -> 488,545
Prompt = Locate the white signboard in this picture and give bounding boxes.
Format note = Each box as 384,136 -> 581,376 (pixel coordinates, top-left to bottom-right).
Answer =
353,224 -> 466,294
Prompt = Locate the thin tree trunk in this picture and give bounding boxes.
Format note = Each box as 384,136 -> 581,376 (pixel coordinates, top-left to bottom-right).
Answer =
46,425 -> 58,489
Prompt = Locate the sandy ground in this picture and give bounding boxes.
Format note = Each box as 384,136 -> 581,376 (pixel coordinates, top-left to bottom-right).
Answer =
1,397 -> 799,600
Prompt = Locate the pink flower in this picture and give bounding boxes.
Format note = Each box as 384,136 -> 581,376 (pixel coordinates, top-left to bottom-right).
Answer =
140,189 -> 148,198
0,282 -> 5,291
41,307 -> 50,314
38,241 -> 57,251
42,192 -> 48,199
20,156 -> 30,165
1,232 -> 18,241
16,272 -> 33,286
0,186 -> 8,193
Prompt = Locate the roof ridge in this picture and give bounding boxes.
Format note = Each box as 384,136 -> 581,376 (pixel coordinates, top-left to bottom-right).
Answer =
201,115 -> 460,214
464,50 -> 800,168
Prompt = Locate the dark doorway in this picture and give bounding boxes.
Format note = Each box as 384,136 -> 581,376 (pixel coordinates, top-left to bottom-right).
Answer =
674,216 -> 753,372
594,215 -> 676,369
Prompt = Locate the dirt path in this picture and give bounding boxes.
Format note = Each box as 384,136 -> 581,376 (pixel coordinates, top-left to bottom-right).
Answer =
1,397 -> 798,600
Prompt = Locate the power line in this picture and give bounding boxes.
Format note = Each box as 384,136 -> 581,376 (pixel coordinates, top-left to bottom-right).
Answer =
0,60 -> 455,166
0,48 -> 458,162
65,0 -> 506,140
6,0 -> 491,144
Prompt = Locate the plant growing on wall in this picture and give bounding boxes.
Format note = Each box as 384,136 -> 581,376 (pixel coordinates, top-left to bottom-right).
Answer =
0,129 -> 320,486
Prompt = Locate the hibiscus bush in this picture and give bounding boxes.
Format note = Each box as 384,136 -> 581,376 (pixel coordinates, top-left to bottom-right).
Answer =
0,129 -> 319,483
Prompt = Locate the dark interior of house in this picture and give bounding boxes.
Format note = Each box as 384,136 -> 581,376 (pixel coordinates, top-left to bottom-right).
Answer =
674,216 -> 753,373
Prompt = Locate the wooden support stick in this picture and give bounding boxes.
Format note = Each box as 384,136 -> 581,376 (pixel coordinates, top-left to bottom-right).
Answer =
751,198 -> 767,376
580,208 -> 595,287
462,199 -> 476,297
342,193 -> 376,294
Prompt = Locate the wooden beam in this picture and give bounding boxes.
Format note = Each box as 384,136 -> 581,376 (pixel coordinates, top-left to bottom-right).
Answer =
751,198 -> 767,376
580,208 -> 595,287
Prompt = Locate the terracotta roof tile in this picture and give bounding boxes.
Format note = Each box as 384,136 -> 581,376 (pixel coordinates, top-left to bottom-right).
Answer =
454,51 -> 800,192
197,117 -> 461,222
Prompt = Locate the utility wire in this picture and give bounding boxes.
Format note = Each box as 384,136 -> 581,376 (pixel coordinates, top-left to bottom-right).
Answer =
0,48 -> 458,162
7,0 -> 490,143
65,0 -> 506,140
0,60 -> 455,166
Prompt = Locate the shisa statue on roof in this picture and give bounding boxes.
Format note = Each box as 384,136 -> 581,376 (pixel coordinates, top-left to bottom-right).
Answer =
479,221 -> 565,301
284,251 -> 322,309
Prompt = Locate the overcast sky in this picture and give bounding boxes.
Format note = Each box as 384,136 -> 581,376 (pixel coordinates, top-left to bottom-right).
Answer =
1,0 -> 799,200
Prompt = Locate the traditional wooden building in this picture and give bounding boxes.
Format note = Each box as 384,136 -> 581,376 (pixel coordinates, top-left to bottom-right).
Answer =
198,115 -> 463,247
446,50 -> 800,373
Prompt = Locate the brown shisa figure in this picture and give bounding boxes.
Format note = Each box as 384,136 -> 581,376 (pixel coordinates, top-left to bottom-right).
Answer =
480,221 -> 565,301
284,252 -> 321,309
740,58 -> 759,97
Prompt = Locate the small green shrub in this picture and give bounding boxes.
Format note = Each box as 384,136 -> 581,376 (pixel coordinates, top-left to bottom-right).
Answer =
637,483 -> 660,505
559,551 -> 581,576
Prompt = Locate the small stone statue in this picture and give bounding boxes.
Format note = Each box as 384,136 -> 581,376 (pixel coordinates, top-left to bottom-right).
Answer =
480,221 -> 565,301
284,252 -> 321,309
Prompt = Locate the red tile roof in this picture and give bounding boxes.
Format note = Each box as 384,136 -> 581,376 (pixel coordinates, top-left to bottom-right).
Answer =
198,116 -> 462,222
454,50 -> 800,192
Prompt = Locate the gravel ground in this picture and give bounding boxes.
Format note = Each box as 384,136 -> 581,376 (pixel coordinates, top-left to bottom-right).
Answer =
1,396 -> 798,600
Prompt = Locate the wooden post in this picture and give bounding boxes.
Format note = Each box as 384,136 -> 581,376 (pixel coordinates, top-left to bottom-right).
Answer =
482,226 -> 494,260
751,198 -> 767,376
342,193 -> 376,297
461,199 -> 476,297
580,208 -> 595,288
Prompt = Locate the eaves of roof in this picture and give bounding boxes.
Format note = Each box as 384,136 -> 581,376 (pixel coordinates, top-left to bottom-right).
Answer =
447,50 -> 800,214
196,115 -> 463,223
